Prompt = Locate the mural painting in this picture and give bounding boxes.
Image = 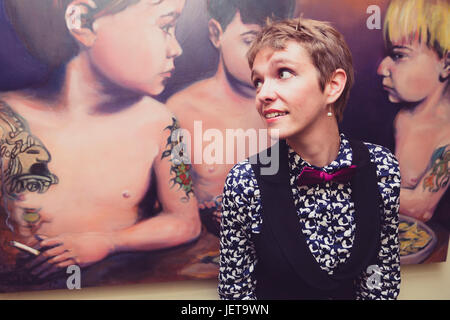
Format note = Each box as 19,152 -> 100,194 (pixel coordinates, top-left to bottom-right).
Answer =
0,0 -> 447,293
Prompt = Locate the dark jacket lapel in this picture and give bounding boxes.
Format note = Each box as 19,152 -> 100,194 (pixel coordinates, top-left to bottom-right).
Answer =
251,139 -> 381,290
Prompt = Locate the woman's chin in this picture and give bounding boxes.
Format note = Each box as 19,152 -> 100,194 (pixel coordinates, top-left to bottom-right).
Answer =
268,127 -> 289,142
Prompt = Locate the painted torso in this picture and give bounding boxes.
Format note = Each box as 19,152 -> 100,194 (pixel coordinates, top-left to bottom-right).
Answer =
0,94 -> 165,246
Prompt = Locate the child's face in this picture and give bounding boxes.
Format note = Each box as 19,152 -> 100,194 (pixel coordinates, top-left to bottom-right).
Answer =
251,41 -> 329,140
220,11 -> 261,87
87,0 -> 185,96
377,40 -> 445,103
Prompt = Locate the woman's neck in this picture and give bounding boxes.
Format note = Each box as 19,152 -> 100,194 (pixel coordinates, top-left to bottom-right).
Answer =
286,117 -> 341,168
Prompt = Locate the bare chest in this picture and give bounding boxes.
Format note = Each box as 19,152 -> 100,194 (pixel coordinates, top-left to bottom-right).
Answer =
2,110 -> 160,217
181,109 -> 267,179
395,115 -> 449,188
37,120 -> 158,201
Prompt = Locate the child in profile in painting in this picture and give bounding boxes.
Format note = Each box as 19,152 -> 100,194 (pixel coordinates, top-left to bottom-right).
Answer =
377,0 -> 449,228
0,0 -> 201,290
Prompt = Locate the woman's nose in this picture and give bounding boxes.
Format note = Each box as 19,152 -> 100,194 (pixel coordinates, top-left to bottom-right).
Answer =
257,79 -> 277,104
377,56 -> 392,77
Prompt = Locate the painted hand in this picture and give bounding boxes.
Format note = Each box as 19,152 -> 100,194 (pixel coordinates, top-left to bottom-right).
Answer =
405,210 -> 433,222
27,232 -> 115,279
198,200 -> 222,224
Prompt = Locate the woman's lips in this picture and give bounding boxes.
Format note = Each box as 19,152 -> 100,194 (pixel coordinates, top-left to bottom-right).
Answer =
263,109 -> 289,123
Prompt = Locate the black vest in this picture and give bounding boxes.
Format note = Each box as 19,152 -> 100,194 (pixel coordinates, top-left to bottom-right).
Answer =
249,139 -> 381,300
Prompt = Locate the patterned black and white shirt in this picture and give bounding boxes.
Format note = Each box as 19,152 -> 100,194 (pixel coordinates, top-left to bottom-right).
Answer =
218,134 -> 401,300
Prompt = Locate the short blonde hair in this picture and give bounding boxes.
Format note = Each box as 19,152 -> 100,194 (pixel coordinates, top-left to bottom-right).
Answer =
383,0 -> 450,57
247,18 -> 354,123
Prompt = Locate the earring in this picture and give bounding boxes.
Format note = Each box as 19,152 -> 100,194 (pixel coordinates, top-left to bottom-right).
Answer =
327,106 -> 333,117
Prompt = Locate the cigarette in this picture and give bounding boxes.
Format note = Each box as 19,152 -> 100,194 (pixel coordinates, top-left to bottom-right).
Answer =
9,240 -> 40,256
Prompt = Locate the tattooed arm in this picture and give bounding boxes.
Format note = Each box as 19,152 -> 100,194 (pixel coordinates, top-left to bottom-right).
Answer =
109,116 -> 201,252
34,115 -> 201,276
399,144 -> 449,221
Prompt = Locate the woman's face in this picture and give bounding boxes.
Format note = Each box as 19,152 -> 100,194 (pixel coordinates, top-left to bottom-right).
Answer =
377,40 -> 445,103
251,41 -> 330,140
88,0 -> 185,96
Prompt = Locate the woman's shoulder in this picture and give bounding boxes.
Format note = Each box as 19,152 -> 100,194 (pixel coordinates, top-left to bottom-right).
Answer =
362,141 -> 400,177
225,159 -> 257,187
222,159 -> 261,227
362,141 -> 394,158
223,159 -> 261,203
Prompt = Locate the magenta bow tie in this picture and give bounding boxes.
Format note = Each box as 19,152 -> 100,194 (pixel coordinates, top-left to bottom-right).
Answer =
297,165 -> 357,186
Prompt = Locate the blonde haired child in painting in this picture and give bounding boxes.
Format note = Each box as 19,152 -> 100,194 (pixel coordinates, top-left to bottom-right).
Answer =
377,0 -> 449,225
0,0 -> 201,289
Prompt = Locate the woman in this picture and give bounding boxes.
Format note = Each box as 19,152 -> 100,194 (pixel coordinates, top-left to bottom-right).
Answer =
377,0 -> 449,225
218,18 -> 401,299
0,0 -> 200,285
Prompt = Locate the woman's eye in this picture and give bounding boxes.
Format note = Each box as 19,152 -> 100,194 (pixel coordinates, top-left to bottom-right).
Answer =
279,69 -> 293,79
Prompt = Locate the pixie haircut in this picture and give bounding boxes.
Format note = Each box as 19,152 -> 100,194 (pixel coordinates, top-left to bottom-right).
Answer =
4,0 -> 141,68
207,0 -> 295,31
383,0 -> 449,58
247,18 -> 354,123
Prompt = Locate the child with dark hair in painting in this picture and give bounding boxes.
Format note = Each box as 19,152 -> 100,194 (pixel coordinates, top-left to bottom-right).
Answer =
0,0 -> 201,290
377,0 -> 449,230
167,0 -> 295,236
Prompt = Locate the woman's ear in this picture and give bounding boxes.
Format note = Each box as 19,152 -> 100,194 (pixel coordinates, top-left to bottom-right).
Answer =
208,18 -> 223,49
325,69 -> 347,105
65,0 -> 98,48
439,51 -> 449,82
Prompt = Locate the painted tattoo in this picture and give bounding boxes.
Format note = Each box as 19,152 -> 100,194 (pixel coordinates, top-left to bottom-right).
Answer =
199,194 -> 223,236
161,117 -> 194,202
0,100 -> 58,199
423,145 -> 449,193
21,207 -> 41,225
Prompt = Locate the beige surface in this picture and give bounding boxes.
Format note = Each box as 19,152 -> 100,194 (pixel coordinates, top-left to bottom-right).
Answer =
0,242 -> 449,300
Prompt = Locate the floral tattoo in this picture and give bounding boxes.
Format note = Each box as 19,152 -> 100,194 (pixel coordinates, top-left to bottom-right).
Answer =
161,117 -> 194,202
423,145 -> 449,193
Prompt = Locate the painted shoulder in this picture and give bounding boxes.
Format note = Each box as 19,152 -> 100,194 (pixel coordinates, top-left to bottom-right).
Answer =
166,78 -> 217,114
0,98 -> 58,197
